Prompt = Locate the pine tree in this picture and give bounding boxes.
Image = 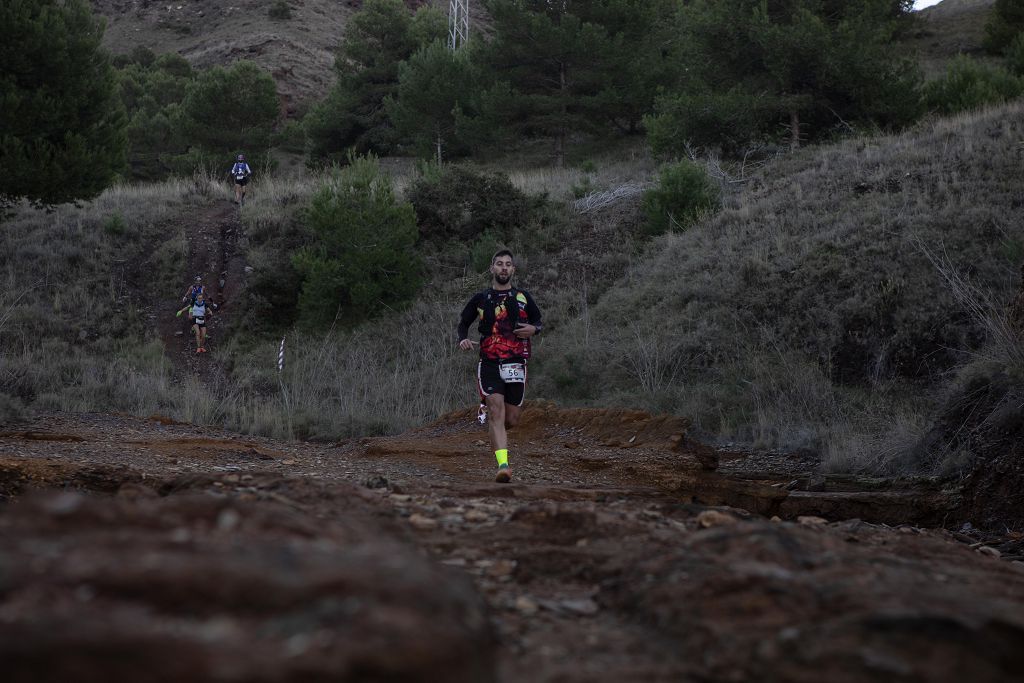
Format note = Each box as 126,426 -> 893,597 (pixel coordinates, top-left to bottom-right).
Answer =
306,0 -> 444,164
293,156 -> 422,328
178,61 -> 280,160
477,1 -> 615,165
646,0 -> 921,156
472,0 -> 670,164
388,41 -> 477,163
0,0 -> 127,206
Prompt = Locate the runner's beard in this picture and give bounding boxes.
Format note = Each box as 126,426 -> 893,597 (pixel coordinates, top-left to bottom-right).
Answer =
495,273 -> 511,285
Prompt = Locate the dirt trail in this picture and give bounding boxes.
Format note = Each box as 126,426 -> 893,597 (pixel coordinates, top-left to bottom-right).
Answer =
154,199 -> 246,378
3,407 -> 1024,682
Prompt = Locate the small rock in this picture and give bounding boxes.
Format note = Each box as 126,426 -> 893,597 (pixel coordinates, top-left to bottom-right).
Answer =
560,598 -> 599,615
408,514 -> 438,530
697,510 -> 738,528
43,492 -> 84,516
464,509 -> 489,523
390,494 -> 412,503
797,515 -> 828,526
487,559 -> 517,578
770,515 -> 783,523
977,545 -> 1001,558
281,459 -> 296,465
217,508 -> 241,531
515,596 -> 539,616
363,475 -> 389,490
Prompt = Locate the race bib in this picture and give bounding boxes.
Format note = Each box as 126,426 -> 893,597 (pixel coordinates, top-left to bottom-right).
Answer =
236,174 -> 245,181
195,317 -> 205,324
499,362 -> 525,383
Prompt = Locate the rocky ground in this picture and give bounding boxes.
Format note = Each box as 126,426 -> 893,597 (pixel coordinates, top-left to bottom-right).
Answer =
3,407 -> 1024,682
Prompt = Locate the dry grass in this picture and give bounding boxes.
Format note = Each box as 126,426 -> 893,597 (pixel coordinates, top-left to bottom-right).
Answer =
535,101 -> 1024,464
6,102 -> 1024,473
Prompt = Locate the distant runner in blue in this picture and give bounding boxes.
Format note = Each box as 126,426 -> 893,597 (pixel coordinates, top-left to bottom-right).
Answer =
230,154 -> 252,205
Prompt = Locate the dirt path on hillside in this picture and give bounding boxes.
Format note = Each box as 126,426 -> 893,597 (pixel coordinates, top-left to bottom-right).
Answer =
3,407 -> 1024,682
153,200 -> 246,380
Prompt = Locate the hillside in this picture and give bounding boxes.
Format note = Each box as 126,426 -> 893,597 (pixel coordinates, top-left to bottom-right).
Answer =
88,0 -> 993,116
909,0 -> 996,77
94,0 -> 355,114
545,101 -> 1024,470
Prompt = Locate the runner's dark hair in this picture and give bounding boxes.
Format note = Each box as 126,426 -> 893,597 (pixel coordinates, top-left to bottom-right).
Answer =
492,249 -> 514,264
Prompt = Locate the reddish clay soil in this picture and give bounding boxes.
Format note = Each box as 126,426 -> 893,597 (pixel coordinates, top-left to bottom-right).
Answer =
3,407 -> 1024,682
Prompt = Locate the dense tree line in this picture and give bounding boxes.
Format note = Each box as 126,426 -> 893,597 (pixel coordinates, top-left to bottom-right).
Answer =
307,0 -> 937,164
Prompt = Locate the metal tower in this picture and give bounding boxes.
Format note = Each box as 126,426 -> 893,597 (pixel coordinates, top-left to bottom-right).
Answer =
448,0 -> 469,50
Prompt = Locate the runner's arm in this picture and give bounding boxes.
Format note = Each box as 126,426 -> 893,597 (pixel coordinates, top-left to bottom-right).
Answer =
456,295 -> 480,342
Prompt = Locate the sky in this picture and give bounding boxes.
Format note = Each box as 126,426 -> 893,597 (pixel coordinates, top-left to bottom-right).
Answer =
914,0 -> 943,9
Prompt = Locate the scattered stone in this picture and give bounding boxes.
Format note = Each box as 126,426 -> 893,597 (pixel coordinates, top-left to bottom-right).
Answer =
697,510 -> 738,528
363,475 -> 389,490
408,514 -> 438,530
487,559 -> 517,579
797,515 -> 828,526
977,545 -> 1001,558
281,459 -> 296,465
464,509 -> 489,523
390,494 -> 412,503
217,508 -> 241,532
515,595 -> 539,616
560,597 -> 599,615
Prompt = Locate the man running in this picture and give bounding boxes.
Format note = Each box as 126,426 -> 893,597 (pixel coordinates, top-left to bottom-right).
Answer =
189,291 -> 211,353
177,275 -> 205,318
457,250 -> 542,483
230,153 -> 252,205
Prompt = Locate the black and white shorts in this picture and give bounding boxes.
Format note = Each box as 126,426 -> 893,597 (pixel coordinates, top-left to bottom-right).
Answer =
235,176 -> 249,186
477,359 -> 527,407
192,317 -> 206,328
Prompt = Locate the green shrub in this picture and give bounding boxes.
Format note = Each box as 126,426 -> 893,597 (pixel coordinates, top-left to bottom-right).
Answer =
645,89 -> 779,158
641,161 -> 720,236
271,118 -> 306,154
293,155 -> 422,328
1007,32 -> 1024,76
406,165 -> 532,242
103,212 -> 127,236
923,55 -> 1024,115
571,175 -> 596,199
268,0 -> 292,20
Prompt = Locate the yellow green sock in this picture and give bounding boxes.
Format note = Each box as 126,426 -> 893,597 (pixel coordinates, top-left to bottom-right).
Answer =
495,449 -> 509,467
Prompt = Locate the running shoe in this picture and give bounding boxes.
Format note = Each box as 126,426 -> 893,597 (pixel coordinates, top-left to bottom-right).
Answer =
495,464 -> 511,483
